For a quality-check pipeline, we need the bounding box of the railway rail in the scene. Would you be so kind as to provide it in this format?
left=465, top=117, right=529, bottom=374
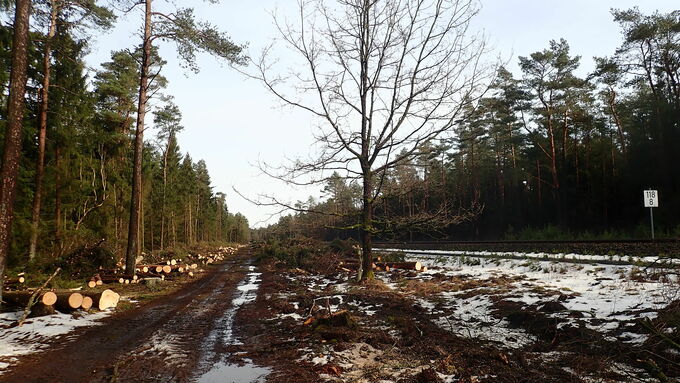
left=373, top=238, right=680, bottom=258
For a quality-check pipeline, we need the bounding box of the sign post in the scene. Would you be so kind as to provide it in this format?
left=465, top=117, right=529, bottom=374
left=643, top=190, right=658, bottom=239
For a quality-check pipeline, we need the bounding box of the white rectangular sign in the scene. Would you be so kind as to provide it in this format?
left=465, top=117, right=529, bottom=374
left=644, top=190, right=658, bottom=208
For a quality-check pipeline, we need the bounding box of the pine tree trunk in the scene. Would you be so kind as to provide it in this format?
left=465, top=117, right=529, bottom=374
left=54, top=144, right=62, bottom=255
left=126, top=0, right=152, bottom=277
left=0, top=0, right=32, bottom=305
left=29, top=3, right=59, bottom=262
left=161, top=147, right=168, bottom=250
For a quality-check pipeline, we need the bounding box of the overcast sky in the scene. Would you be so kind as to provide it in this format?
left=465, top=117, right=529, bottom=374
left=84, top=0, right=679, bottom=228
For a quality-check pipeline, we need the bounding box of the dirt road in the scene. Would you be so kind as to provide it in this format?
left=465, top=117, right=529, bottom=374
left=1, top=249, right=260, bottom=383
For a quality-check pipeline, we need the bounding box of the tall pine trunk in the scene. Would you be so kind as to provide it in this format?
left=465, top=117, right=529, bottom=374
left=0, top=0, right=32, bottom=304
left=125, top=0, right=152, bottom=277
left=29, top=2, right=59, bottom=261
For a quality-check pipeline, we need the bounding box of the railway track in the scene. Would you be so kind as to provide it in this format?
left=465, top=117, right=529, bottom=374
left=373, top=238, right=680, bottom=257
left=375, top=238, right=679, bottom=246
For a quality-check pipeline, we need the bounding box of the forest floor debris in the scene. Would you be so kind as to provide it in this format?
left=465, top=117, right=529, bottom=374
left=0, top=244, right=245, bottom=377
left=1, top=244, right=678, bottom=382
left=225, top=248, right=679, bottom=382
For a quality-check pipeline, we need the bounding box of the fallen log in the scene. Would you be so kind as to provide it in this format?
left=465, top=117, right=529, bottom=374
left=82, top=289, right=120, bottom=310
left=375, top=261, right=422, bottom=271
left=5, top=276, right=26, bottom=285
left=98, top=275, right=125, bottom=284
left=16, top=268, right=61, bottom=326
left=30, top=303, right=56, bottom=317
left=55, top=292, right=84, bottom=312
left=143, top=277, right=162, bottom=287
left=3, top=290, right=58, bottom=306
left=135, top=265, right=164, bottom=273
left=81, top=296, right=93, bottom=310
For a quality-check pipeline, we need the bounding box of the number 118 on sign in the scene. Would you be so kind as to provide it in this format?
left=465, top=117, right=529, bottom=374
left=644, top=190, right=658, bottom=208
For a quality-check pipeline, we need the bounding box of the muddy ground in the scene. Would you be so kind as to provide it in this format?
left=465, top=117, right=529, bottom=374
left=0, top=250, right=252, bottom=382
left=232, top=256, right=679, bottom=383
left=2, top=247, right=678, bottom=382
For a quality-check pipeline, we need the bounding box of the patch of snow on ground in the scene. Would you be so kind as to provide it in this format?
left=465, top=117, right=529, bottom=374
left=0, top=311, right=110, bottom=374
left=376, top=249, right=674, bottom=347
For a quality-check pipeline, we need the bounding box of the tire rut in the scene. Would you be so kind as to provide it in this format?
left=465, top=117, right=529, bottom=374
left=1, top=250, right=254, bottom=383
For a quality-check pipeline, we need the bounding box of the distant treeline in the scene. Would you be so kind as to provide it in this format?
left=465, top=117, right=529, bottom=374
left=0, top=15, right=249, bottom=267
left=254, top=8, right=680, bottom=242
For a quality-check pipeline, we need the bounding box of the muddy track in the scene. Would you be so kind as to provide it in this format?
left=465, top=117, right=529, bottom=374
left=1, top=249, right=254, bottom=383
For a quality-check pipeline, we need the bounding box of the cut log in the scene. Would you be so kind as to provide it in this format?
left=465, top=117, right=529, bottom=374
left=82, top=289, right=120, bottom=310
left=375, top=262, right=422, bottom=271
left=87, top=280, right=97, bottom=289
left=81, top=296, right=93, bottom=310
left=2, top=290, right=57, bottom=306
left=5, top=276, right=26, bottom=285
left=136, top=265, right=165, bottom=273
left=55, top=292, right=84, bottom=311
left=29, top=303, right=56, bottom=317
left=143, top=277, right=162, bottom=287
left=162, top=265, right=172, bottom=274
left=98, top=276, right=125, bottom=284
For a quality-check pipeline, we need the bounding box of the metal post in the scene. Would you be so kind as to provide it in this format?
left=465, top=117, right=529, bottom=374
left=650, top=207, right=655, bottom=240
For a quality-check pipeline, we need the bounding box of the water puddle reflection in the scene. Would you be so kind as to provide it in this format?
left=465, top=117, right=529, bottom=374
left=198, top=360, right=270, bottom=383
left=197, top=265, right=269, bottom=382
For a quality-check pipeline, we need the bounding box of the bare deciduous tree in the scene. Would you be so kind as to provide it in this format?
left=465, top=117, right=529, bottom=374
left=249, top=0, right=491, bottom=280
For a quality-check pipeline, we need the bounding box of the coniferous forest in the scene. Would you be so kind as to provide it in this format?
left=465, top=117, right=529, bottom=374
left=256, top=8, right=680, bottom=242
left=0, top=1, right=250, bottom=273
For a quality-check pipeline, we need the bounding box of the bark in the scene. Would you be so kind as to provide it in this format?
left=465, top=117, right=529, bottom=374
left=0, top=0, right=32, bottom=305
left=29, top=2, right=59, bottom=262
left=607, top=87, right=627, bottom=157
left=360, top=169, right=373, bottom=281
left=161, top=145, right=168, bottom=250
left=54, top=144, right=62, bottom=254
left=54, top=292, right=84, bottom=311
left=81, top=289, right=120, bottom=310
left=125, top=0, right=152, bottom=277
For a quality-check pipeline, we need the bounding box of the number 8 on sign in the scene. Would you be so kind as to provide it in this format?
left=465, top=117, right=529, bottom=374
left=644, top=190, right=658, bottom=208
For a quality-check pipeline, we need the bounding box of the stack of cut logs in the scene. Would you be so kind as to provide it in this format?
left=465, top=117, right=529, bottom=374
left=338, top=256, right=427, bottom=273
left=3, top=273, right=26, bottom=290
left=0, top=246, right=237, bottom=318
left=2, top=289, right=120, bottom=316
left=88, top=246, right=236, bottom=287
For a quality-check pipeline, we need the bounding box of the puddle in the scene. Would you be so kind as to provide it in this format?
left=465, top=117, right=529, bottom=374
left=198, top=360, right=270, bottom=383
left=197, top=265, right=270, bottom=382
